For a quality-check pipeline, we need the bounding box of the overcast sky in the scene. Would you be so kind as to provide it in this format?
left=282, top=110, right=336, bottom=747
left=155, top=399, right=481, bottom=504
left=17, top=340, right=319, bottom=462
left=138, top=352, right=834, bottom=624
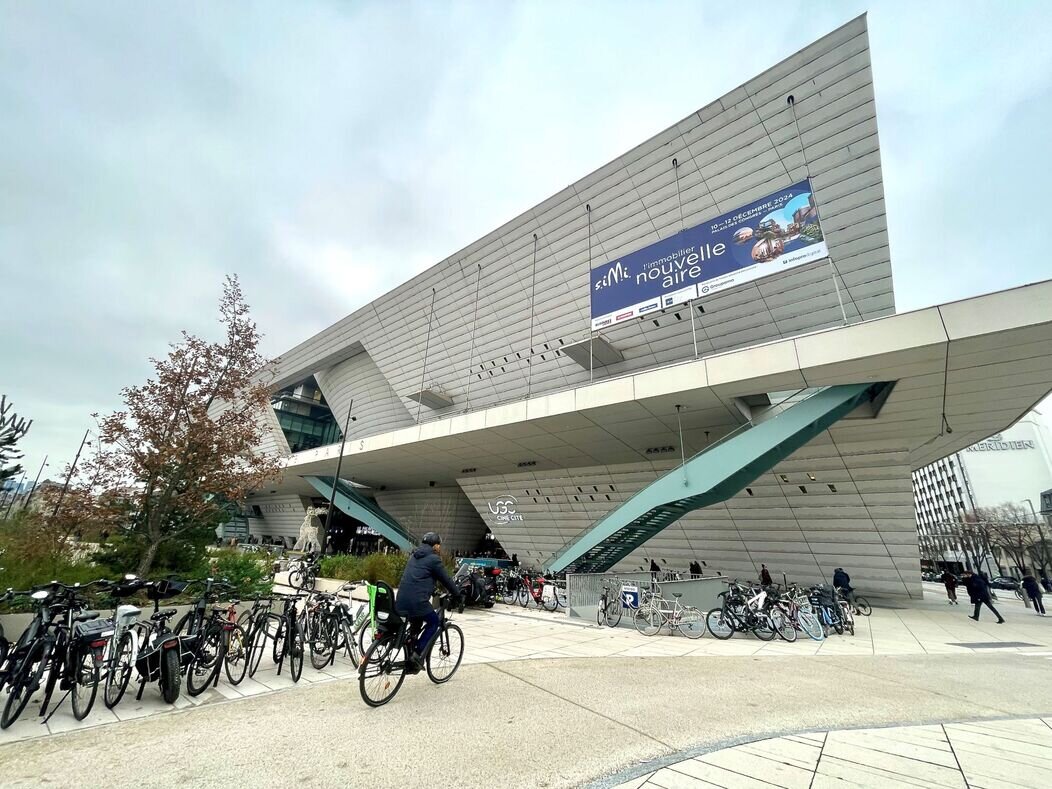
left=3, top=1, right=1051, bottom=485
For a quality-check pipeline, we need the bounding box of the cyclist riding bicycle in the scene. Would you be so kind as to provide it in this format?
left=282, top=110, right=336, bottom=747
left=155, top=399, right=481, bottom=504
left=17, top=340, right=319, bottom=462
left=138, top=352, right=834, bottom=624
left=396, top=532, right=461, bottom=673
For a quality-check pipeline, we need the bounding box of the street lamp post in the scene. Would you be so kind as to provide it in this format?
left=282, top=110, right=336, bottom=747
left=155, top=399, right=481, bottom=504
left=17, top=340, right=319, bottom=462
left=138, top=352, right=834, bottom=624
left=2, top=470, right=27, bottom=518
left=22, top=455, right=49, bottom=511
left=1022, top=498, right=1051, bottom=577
left=326, top=399, right=356, bottom=552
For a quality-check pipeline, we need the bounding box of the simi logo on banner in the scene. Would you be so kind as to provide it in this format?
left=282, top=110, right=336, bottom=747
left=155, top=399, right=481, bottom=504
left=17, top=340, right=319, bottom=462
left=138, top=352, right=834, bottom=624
left=589, top=179, right=829, bottom=329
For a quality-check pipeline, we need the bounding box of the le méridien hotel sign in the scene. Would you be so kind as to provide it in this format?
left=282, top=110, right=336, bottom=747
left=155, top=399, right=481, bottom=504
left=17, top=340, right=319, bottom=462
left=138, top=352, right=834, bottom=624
left=590, top=179, right=830, bottom=329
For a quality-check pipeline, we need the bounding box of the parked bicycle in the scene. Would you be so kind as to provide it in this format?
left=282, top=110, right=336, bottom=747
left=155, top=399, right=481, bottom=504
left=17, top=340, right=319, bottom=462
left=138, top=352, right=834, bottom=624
left=517, top=571, right=560, bottom=611
left=596, top=576, right=623, bottom=627
left=248, top=591, right=304, bottom=682
left=287, top=551, right=320, bottom=591
left=184, top=595, right=249, bottom=695
left=633, top=585, right=705, bottom=638
left=1, top=580, right=111, bottom=729
left=129, top=578, right=187, bottom=705
left=706, top=581, right=777, bottom=640
left=97, top=575, right=146, bottom=709
left=306, top=583, right=368, bottom=670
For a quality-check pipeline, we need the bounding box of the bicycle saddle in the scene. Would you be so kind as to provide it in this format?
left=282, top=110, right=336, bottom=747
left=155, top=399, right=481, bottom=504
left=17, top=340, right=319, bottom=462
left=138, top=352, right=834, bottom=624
left=74, top=611, right=100, bottom=623
left=151, top=608, right=177, bottom=621
left=672, top=592, right=683, bottom=598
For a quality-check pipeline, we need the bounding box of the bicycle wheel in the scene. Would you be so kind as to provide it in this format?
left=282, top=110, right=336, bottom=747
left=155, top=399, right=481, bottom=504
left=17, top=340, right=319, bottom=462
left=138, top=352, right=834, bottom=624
left=555, top=587, right=568, bottom=609
left=71, top=648, right=100, bottom=721
left=771, top=609, right=797, bottom=643
left=224, top=625, right=249, bottom=685
left=357, top=620, right=373, bottom=658
left=311, top=614, right=336, bottom=670
left=676, top=607, right=706, bottom=639
left=751, top=613, right=776, bottom=641
left=159, top=643, right=181, bottom=703
left=248, top=619, right=270, bottom=677
left=359, top=638, right=406, bottom=707
left=634, top=605, right=660, bottom=636
left=272, top=618, right=287, bottom=663
left=854, top=597, right=872, bottom=616
left=341, top=619, right=361, bottom=667
left=596, top=596, right=606, bottom=626
left=604, top=598, right=623, bottom=628
left=517, top=587, right=530, bottom=608
left=288, top=568, right=304, bottom=590
left=706, top=608, right=735, bottom=639
left=831, top=610, right=844, bottom=635
left=2, top=639, right=51, bottom=729
left=104, top=630, right=135, bottom=709
left=186, top=626, right=222, bottom=696
left=541, top=585, right=559, bottom=612
left=840, top=605, right=855, bottom=637
left=288, top=627, right=304, bottom=682
left=426, top=623, right=464, bottom=684
left=797, top=610, right=824, bottom=641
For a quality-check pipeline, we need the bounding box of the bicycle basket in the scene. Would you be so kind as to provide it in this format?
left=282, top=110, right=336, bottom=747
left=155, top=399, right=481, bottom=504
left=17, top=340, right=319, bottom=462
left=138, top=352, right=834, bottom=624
left=149, top=579, right=188, bottom=600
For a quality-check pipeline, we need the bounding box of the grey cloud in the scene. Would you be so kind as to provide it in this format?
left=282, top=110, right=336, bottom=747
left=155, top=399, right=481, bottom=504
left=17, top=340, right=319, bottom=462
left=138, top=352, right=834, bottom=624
left=3, top=0, right=1051, bottom=478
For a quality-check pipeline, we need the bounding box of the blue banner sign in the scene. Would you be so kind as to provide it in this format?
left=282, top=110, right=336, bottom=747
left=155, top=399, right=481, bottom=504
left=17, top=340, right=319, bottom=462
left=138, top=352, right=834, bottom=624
left=590, top=179, right=828, bottom=329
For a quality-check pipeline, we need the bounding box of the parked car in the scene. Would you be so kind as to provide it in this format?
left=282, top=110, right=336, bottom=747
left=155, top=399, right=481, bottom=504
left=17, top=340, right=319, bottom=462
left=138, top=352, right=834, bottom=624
left=989, top=575, right=1020, bottom=590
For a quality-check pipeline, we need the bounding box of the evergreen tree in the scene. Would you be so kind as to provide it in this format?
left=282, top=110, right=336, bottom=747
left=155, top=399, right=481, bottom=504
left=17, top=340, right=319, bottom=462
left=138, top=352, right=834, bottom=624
left=0, top=395, right=32, bottom=483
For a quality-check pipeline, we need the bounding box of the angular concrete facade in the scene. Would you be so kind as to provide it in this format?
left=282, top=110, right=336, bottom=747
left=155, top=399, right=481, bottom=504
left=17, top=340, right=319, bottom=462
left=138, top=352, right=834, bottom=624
left=243, top=16, right=1052, bottom=597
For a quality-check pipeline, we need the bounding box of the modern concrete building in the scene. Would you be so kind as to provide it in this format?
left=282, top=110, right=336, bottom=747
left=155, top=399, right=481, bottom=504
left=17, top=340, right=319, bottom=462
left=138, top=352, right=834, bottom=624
left=913, top=410, right=1052, bottom=528
left=241, top=15, right=1052, bottom=598
left=913, top=410, right=1052, bottom=574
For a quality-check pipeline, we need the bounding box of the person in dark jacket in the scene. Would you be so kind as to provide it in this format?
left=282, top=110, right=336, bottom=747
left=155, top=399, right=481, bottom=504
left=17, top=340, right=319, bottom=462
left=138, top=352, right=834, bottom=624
left=760, top=564, right=773, bottom=587
left=963, top=570, right=1004, bottom=623
left=941, top=570, right=959, bottom=604
left=1042, top=575, right=1052, bottom=593
left=689, top=560, right=703, bottom=578
left=1021, top=574, right=1045, bottom=615
left=396, top=532, right=461, bottom=669
left=833, top=567, right=856, bottom=608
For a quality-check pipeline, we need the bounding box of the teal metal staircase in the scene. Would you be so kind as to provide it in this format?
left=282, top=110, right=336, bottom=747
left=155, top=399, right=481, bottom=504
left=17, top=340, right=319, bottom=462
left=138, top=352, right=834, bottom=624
left=303, top=475, right=416, bottom=551
left=546, top=382, right=893, bottom=574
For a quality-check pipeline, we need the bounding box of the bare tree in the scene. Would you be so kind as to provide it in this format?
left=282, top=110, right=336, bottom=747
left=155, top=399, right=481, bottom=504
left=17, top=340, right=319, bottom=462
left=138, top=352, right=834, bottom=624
left=982, top=503, right=1040, bottom=575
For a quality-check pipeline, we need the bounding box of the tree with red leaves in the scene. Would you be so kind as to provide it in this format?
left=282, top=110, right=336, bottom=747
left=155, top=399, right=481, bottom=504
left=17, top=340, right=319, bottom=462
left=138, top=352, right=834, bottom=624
left=80, top=276, right=283, bottom=575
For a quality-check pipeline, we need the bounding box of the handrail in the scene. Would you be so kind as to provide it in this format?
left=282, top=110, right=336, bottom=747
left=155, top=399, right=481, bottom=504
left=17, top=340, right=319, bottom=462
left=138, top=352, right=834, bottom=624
left=543, top=386, right=822, bottom=565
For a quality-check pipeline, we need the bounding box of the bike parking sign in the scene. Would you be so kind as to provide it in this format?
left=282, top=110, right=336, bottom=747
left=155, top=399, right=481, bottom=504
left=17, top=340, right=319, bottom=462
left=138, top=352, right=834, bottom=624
left=621, top=584, right=639, bottom=609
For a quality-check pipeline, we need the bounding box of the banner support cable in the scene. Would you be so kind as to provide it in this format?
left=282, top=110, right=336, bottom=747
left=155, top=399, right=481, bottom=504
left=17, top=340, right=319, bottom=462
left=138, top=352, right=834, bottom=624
left=786, top=94, right=861, bottom=325
left=527, top=233, right=538, bottom=398
left=463, top=263, right=482, bottom=411
left=416, top=287, right=437, bottom=423
left=587, top=204, right=594, bottom=382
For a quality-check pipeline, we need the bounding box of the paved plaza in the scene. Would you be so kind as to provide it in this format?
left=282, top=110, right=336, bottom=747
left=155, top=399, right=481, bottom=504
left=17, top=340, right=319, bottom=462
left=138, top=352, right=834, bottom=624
left=612, top=718, right=1052, bottom=789
left=0, top=589, right=1050, bottom=787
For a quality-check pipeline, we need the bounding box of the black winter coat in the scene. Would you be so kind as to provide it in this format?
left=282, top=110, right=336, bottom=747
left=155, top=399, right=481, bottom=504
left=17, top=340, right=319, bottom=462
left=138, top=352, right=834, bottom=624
left=833, top=569, right=851, bottom=591
left=1022, top=575, right=1042, bottom=598
left=396, top=545, right=459, bottom=617
left=964, top=574, right=990, bottom=604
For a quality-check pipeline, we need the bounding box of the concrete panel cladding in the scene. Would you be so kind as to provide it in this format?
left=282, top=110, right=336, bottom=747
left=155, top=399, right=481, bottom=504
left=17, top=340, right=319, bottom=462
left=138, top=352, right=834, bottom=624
left=265, top=15, right=893, bottom=427
left=314, top=349, right=417, bottom=441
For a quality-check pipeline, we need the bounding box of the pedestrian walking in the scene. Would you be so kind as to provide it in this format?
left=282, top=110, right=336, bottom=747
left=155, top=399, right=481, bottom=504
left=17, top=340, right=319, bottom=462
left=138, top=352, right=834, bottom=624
left=760, top=564, right=773, bottom=587
left=1042, top=574, right=1052, bottom=593
left=963, top=570, right=1004, bottom=623
left=689, top=560, right=703, bottom=578
left=1021, top=574, right=1046, bottom=615
left=941, top=569, right=959, bottom=604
